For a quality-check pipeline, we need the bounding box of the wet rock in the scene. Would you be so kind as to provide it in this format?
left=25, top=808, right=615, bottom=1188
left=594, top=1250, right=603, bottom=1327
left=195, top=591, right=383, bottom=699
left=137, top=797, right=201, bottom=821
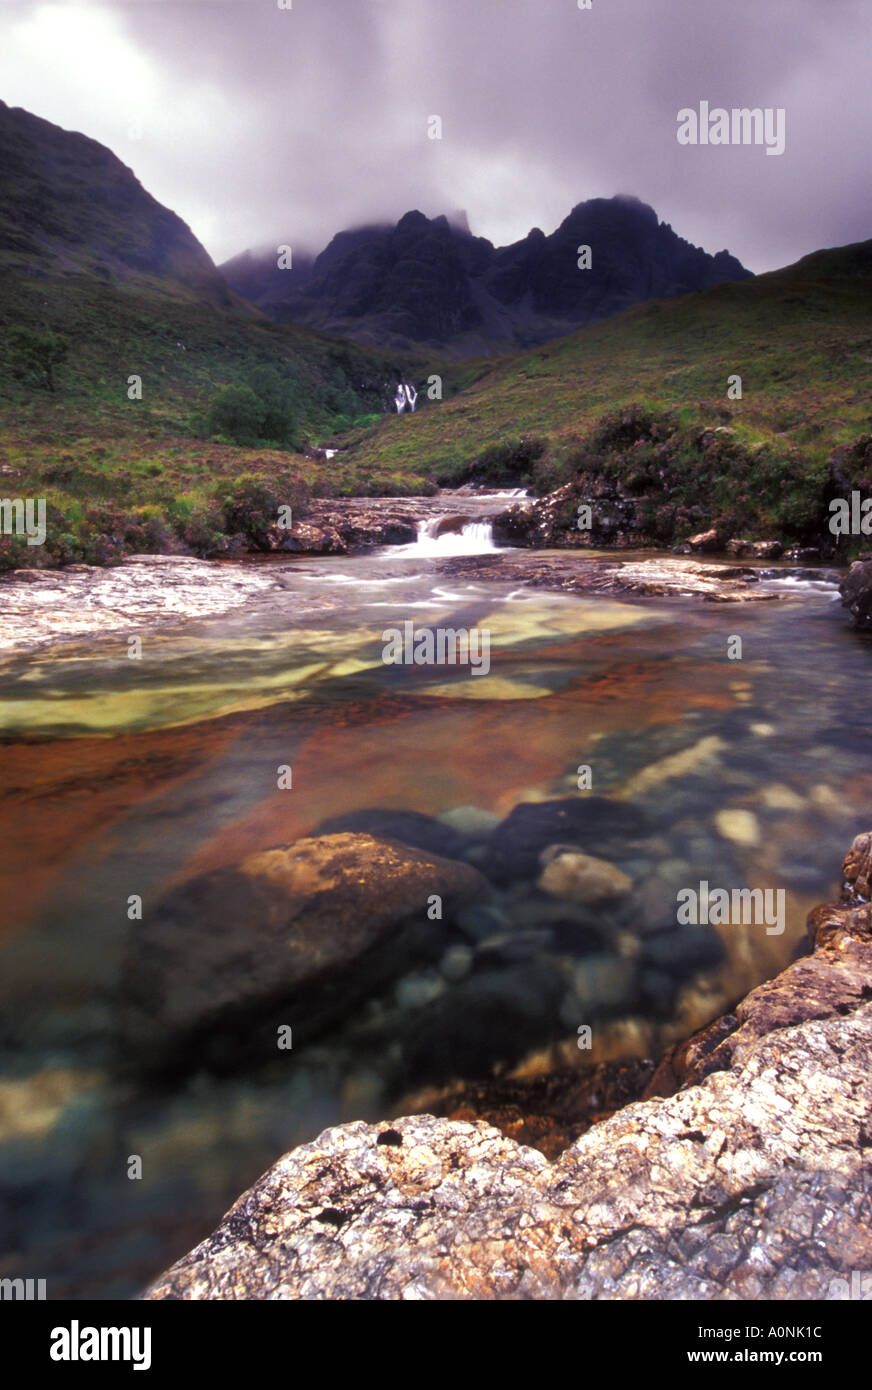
left=395, top=973, right=446, bottom=1010
left=315, top=808, right=472, bottom=861
left=640, top=924, right=725, bottom=978
left=265, top=521, right=347, bottom=555
left=432, top=1060, right=657, bottom=1160
left=684, top=528, right=720, bottom=553
left=306, top=498, right=421, bottom=549
left=430, top=552, right=785, bottom=603
left=840, top=558, right=872, bottom=630
left=784, top=546, right=822, bottom=563
left=454, top=903, right=509, bottom=943
left=394, top=960, right=572, bottom=1088
left=476, top=929, right=555, bottom=962
left=725, top=537, right=751, bottom=557
left=0, top=556, right=283, bottom=653
left=843, top=830, right=872, bottom=901
left=439, top=945, right=474, bottom=982
left=438, top=806, right=501, bottom=837
left=748, top=540, right=783, bottom=559
left=484, top=797, right=648, bottom=883
left=538, top=848, right=633, bottom=904
left=713, top=808, right=761, bottom=847
left=433, top=514, right=472, bottom=537
left=119, top=833, right=487, bottom=1075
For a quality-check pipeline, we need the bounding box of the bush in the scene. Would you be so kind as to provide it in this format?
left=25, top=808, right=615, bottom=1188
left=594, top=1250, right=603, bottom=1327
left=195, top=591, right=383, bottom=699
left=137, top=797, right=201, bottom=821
left=468, top=435, right=548, bottom=485
left=206, top=384, right=265, bottom=447
left=214, top=473, right=305, bottom=549
left=8, top=327, right=69, bottom=392
left=205, top=366, right=299, bottom=448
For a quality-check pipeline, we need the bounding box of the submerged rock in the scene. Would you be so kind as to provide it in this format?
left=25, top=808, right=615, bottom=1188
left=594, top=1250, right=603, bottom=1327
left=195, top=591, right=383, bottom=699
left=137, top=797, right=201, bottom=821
left=315, top=808, right=474, bottom=860
left=119, top=832, right=487, bottom=1074
left=484, top=797, right=648, bottom=882
left=538, top=848, right=633, bottom=904
left=145, top=830, right=872, bottom=1301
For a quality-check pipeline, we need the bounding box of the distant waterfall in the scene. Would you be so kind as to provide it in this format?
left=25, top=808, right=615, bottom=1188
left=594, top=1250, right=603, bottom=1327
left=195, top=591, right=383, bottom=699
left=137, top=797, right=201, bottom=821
left=394, top=382, right=418, bottom=414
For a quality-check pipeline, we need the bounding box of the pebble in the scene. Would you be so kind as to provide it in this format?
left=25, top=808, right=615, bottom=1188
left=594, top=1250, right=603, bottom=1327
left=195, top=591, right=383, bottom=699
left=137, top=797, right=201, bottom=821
left=438, top=806, right=501, bottom=837
left=539, top=849, right=633, bottom=905
left=714, top=808, right=761, bottom=847
left=439, top=945, right=474, bottom=982
left=455, top=903, right=509, bottom=942
left=395, top=973, right=446, bottom=1010
left=760, top=784, right=805, bottom=812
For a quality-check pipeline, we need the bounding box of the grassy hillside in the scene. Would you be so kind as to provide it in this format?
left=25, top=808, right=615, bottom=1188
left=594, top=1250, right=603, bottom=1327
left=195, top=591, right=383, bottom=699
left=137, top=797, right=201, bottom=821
left=1, top=239, right=870, bottom=569
left=342, top=240, right=872, bottom=547
left=0, top=268, right=430, bottom=568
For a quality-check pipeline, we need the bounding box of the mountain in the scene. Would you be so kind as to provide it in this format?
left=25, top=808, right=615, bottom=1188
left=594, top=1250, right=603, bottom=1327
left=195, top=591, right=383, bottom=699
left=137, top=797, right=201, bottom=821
left=0, top=99, right=231, bottom=304
left=0, top=103, right=429, bottom=571
left=221, top=196, right=753, bottom=357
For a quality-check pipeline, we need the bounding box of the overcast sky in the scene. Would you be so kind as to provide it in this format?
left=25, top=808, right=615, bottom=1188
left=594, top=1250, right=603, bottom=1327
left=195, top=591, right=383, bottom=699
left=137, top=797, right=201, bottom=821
left=0, top=0, right=869, bottom=273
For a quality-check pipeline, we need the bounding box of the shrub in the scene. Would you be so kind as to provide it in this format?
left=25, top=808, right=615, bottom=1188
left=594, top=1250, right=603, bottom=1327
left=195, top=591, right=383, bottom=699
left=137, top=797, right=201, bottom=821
left=206, top=384, right=265, bottom=446
left=214, top=473, right=306, bottom=549
left=8, top=327, right=69, bottom=392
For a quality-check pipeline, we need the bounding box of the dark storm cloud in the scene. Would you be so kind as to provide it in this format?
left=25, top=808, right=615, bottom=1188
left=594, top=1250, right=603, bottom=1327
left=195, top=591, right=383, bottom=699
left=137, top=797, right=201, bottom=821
left=1, top=0, right=869, bottom=272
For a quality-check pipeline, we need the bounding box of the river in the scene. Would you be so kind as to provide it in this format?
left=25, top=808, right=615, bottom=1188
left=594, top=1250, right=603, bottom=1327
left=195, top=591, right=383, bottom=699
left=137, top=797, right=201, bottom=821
left=1, top=494, right=870, bottom=1297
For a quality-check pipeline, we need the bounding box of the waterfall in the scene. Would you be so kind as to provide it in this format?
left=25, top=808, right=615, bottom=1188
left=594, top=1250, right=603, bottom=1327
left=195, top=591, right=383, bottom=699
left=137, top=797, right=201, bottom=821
left=394, top=382, right=418, bottom=413
left=385, top=517, right=498, bottom=558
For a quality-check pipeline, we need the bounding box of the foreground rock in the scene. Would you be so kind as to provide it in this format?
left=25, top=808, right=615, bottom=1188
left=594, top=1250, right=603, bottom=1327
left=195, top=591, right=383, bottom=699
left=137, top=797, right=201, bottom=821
left=146, top=832, right=872, bottom=1300
left=120, top=832, right=487, bottom=1075
left=840, top=557, right=872, bottom=629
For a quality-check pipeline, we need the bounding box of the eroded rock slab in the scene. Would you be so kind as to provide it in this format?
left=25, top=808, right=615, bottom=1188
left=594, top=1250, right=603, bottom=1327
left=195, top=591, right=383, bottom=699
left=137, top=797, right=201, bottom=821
left=145, top=832, right=872, bottom=1300
left=0, top=555, right=281, bottom=653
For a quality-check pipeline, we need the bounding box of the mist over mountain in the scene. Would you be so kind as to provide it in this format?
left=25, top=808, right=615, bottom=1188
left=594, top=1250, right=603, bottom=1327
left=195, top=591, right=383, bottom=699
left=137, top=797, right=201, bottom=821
left=221, top=197, right=753, bottom=358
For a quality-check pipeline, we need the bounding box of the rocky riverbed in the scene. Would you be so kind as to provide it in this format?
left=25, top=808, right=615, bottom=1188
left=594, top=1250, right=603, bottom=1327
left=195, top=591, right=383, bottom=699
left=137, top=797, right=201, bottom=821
left=145, top=831, right=872, bottom=1301
left=1, top=496, right=870, bottom=1300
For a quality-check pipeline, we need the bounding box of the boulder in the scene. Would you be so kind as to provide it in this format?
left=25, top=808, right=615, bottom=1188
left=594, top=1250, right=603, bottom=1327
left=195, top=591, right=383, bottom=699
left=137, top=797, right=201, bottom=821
left=315, top=808, right=473, bottom=860
left=840, top=557, right=872, bottom=629
left=483, top=797, right=648, bottom=883
left=119, top=832, right=488, bottom=1074
left=433, top=513, right=472, bottom=537
left=725, top=537, right=751, bottom=557
left=685, top=528, right=720, bottom=553
left=748, top=539, right=783, bottom=560
left=145, top=830, right=872, bottom=1301
left=266, top=521, right=347, bottom=554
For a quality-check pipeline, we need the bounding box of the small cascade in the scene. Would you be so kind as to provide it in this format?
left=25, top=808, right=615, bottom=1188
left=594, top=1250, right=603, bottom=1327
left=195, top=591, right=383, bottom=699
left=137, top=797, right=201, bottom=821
left=394, top=383, right=418, bottom=413
left=387, top=516, right=499, bottom=558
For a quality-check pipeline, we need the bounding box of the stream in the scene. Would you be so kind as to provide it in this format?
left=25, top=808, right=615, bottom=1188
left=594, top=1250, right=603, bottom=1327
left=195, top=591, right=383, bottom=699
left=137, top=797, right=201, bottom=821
left=1, top=492, right=870, bottom=1298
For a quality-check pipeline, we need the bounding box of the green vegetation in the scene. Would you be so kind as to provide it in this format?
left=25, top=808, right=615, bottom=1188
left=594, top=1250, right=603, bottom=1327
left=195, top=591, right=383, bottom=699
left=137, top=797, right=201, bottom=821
left=8, top=326, right=69, bottom=392
left=1, top=239, right=870, bottom=568
left=342, top=241, right=872, bottom=546
left=0, top=269, right=428, bottom=567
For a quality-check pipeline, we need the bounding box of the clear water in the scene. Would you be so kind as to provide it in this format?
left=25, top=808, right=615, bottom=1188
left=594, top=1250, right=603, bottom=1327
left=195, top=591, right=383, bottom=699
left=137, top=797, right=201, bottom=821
left=0, top=528, right=869, bottom=1298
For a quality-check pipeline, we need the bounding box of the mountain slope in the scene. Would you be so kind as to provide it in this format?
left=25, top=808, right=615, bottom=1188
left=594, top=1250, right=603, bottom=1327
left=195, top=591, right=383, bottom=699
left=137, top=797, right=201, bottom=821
left=0, top=100, right=232, bottom=304
left=0, top=104, right=430, bottom=569
left=221, top=197, right=752, bottom=357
